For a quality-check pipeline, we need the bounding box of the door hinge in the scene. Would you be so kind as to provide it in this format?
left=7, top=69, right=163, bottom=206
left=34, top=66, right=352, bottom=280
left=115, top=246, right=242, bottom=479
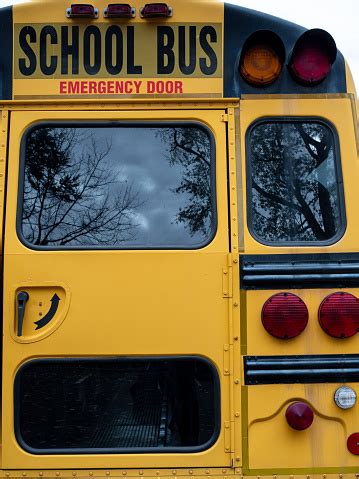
left=221, top=113, right=229, bottom=122
left=222, top=266, right=233, bottom=298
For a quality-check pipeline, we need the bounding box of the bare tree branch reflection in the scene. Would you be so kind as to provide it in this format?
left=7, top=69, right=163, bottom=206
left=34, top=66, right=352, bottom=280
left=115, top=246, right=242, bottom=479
left=158, top=127, right=212, bottom=237
left=23, top=128, right=142, bottom=246
left=250, top=122, right=340, bottom=242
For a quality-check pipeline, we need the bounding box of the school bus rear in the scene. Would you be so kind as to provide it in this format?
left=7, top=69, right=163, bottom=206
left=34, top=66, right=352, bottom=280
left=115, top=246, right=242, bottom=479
left=0, top=0, right=359, bottom=477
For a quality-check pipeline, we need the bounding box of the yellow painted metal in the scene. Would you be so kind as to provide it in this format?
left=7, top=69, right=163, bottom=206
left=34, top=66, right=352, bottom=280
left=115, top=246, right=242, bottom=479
left=238, top=97, right=359, bottom=473
left=2, top=108, right=231, bottom=469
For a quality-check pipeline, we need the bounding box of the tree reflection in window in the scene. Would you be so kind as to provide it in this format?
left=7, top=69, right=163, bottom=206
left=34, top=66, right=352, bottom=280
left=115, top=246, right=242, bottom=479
left=249, top=121, right=343, bottom=243
left=21, top=125, right=214, bottom=248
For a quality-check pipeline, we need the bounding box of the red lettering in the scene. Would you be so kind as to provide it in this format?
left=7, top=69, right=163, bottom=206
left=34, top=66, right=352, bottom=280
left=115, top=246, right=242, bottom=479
left=166, top=81, right=174, bottom=94
left=80, top=82, right=88, bottom=94
left=68, top=81, right=80, bottom=94
left=107, top=81, right=114, bottom=94
left=124, top=81, right=133, bottom=94
left=89, top=81, right=97, bottom=94
left=175, top=81, right=183, bottom=94
left=134, top=80, right=142, bottom=94
left=116, top=81, right=124, bottom=93
left=98, top=81, right=107, bottom=94
left=59, top=81, right=67, bottom=94
left=147, top=81, right=155, bottom=93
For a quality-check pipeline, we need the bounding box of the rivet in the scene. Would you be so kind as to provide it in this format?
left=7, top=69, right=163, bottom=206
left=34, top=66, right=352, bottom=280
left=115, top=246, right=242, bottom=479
left=122, top=473, right=127, bottom=476
left=235, top=412, right=240, bottom=417
left=172, top=471, right=177, bottom=476
left=156, top=472, right=160, bottom=476
left=106, top=473, right=110, bottom=477
left=225, top=447, right=230, bottom=451
left=189, top=471, right=193, bottom=475
left=234, top=302, right=239, bottom=307
left=139, top=472, right=143, bottom=476
left=233, top=259, right=238, bottom=264
left=339, top=475, right=343, bottom=479
left=89, top=473, right=93, bottom=477
left=205, top=471, right=210, bottom=475
left=39, top=474, right=43, bottom=477
left=225, top=368, right=229, bottom=373
left=234, top=336, right=239, bottom=341
left=72, top=473, right=76, bottom=477
left=56, top=473, right=60, bottom=477
left=236, top=456, right=240, bottom=462
left=234, top=379, right=240, bottom=384
left=222, top=470, right=227, bottom=474
left=224, top=271, right=227, bottom=275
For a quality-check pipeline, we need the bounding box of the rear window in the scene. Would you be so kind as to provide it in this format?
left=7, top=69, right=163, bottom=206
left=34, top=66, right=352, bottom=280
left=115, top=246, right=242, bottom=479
left=15, top=357, right=220, bottom=454
left=247, top=119, right=345, bottom=245
left=18, top=123, right=216, bottom=249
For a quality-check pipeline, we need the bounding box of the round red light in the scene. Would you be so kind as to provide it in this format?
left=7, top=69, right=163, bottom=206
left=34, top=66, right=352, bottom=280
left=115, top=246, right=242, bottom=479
left=290, top=44, right=331, bottom=84
left=319, top=292, right=359, bottom=339
left=286, top=402, right=314, bottom=431
left=347, top=433, right=359, bottom=455
left=261, top=293, right=308, bottom=339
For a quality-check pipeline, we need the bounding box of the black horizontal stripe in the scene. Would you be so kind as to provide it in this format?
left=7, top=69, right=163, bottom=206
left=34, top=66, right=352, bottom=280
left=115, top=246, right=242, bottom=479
left=244, top=355, right=359, bottom=385
left=240, top=253, right=359, bottom=290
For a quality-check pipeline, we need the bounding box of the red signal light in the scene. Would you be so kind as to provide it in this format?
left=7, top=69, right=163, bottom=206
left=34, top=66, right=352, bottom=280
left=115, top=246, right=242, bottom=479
left=261, top=293, right=308, bottom=339
left=286, top=402, right=314, bottom=431
left=289, top=29, right=337, bottom=85
left=104, top=4, right=135, bottom=18
left=66, top=4, right=98, bottom=18
left=140, top=3, right=172, bottom=18
left=347, top=433, right=359, bottom=455
left=319, top=292, right=359, bottom=339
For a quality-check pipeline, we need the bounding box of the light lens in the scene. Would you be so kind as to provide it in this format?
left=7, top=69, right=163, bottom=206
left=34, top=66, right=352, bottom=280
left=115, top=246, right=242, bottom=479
left=290, top=45, right=331, bottom=84
left=140, top=3, right=172, bottom=17
left=286, top=402, right=314, bottom=430
left=334, top=386, right=357, bottom=409
left=66, top=4, right=98, bottom=18
left=262, top=293, right=308, bottom=339
left=347, top=433, right=359, bottom=455
left=289, top=29, right=337, bottom=85
left=240, top=44, right=282, bottom=86
left=104, top=4, right=135, bottom=18
left=319, top=292, right=359, bottom=339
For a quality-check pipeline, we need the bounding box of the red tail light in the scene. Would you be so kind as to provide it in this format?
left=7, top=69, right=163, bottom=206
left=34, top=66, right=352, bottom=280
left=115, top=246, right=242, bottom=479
left=66, top=4, right=98, bottom=18
left=140, top=3, right=172, bottom=18
left=289, top=29, right=337, bottom=85
left=104, top=4, right=135, bottom=18
left=261, top=293, right=308, bottom=339
left=319, top=292, right=359, bottom=339
left=286, top=402, right=314, bottom=430
left=347, top=433, right=359, bottom=455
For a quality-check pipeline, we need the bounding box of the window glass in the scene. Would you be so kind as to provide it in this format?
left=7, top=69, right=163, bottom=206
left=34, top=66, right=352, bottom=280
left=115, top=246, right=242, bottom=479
left=15, top=358, right=219, bottom=453
left=248, top=121, right=344, bottom=243
left=20, top=125, right=215, bottom=248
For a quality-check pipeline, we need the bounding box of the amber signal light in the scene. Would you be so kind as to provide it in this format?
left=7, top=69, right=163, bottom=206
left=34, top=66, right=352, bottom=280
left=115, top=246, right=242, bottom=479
left=66, top=4, right=99, bottom=18
left=140, top=3, right=172, bottom=18
left=104, top=4, right=136, bottom=18
left=240, top=31, right=285, bottom=87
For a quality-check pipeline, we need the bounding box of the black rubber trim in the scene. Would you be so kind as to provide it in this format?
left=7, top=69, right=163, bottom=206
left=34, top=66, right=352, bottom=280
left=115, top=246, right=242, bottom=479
left=240, top=252, right=359, bottom=290
left=0, top=6, right=13, bottom=100
left=244, top=354, right=359, bottom=385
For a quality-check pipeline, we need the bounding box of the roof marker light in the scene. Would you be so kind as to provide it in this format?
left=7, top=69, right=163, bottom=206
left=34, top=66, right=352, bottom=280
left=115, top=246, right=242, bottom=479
left=66, top=4, right=99, bottom=18
left=140, top=3, right=173, bottom=18
left=334, top=386, right=357, bottom=410
left=104, top=4, right=136, bottom=18
left=289, top=29, right=337, bottom=85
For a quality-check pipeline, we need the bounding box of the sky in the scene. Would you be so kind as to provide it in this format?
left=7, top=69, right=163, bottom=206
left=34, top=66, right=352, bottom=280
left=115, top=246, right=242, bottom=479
left=0, top=0, right=357, bottom=90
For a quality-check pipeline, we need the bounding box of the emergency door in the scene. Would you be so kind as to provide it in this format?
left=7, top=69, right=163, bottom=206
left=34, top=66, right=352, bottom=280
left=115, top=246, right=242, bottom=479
left=2, top=109, right=231, bottom=469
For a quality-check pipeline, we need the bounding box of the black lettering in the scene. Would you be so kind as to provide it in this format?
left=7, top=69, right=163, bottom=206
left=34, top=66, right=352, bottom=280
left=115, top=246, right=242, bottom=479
left=178, top=26, right=196, bottom=75
left=40, top=26, right=58, bottom=75
left=127, top=26, right=142, bottom=74
left=19, top=26, right=37, bottom=76
left=84, top=26, right=101, bottom=75
left=105, top=25, right=123, bottom=75
left=157, top=26, right=175, bottom=74
left=61, top=26, right=79, bottom=75
left=199, top=26, right=217, bottom=75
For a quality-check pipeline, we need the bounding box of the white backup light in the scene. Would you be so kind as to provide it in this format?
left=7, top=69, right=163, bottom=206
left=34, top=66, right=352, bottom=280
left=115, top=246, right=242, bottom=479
left=334, top=386, right=357, bottom=409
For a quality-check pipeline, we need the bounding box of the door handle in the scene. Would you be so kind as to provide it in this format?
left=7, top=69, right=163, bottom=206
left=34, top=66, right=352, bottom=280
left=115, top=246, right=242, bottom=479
left=17, top=291, right=29, bottom=337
